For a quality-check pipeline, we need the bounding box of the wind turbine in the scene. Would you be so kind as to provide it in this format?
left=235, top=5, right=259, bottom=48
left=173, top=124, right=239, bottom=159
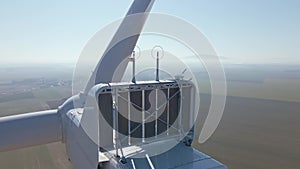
left=0, top=0, right=227, bottom=169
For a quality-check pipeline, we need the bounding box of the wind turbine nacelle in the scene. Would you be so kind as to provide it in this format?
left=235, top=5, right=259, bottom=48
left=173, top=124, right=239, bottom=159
left=62, top=79, right=196, bottom=169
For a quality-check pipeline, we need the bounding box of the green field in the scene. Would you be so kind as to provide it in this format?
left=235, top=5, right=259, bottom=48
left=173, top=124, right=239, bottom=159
left=197, top=78, right=300, bottom=103
left=32, top=86, right=72, bottom=102
left=0, top=85, right=73, bottom=169
left=0, top=86, right=71, bottom=117
left=0, top=92, right=35, bottom=103
left=193, top=95, right=300, bottom=169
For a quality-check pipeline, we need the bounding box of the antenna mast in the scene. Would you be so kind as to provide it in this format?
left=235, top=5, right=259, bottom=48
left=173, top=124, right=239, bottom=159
left=131, top=51, right=136, bottom=83
left=156, top=51, right=159, bottom=81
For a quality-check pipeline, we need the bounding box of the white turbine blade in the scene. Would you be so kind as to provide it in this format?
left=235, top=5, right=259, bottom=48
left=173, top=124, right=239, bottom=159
left=85, top=0, right=155, bottom=92
left=0, top=110, right=61, bottom=152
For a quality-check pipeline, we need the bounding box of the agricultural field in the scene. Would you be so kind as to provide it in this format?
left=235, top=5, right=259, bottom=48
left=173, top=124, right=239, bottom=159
left=0, top=65, right=73, bottom=169
left=194, top=95, right=300, bottom=169
left=0, top=64, right=299, bottom=169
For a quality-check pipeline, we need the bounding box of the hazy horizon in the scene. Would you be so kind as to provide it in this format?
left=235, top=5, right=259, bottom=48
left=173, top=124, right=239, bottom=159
left=1, top=0, right=300, bottom=65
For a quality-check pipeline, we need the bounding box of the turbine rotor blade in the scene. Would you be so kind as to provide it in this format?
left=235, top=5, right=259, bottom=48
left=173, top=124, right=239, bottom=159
left=0, top=110, right=61, bottom=152
left=85, top=0, right=155, bottom=93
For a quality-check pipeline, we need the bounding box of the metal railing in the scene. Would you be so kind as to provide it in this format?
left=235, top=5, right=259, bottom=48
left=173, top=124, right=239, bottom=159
left=98, top=80, right=195, bottom=158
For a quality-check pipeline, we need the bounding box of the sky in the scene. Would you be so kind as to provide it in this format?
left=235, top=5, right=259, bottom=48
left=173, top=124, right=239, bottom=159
left=0, top=0, right=299, bottom=65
